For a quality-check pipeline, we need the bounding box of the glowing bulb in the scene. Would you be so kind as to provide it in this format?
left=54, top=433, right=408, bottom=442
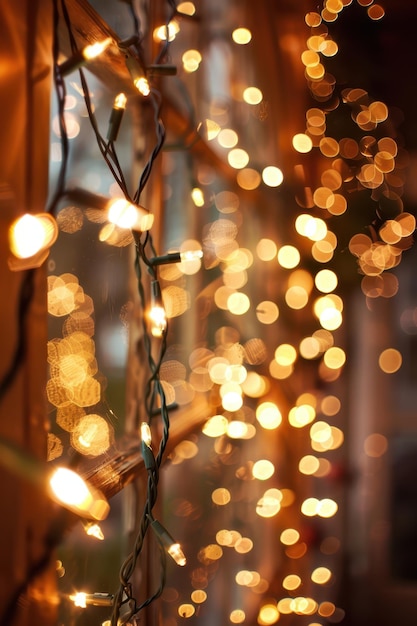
left=107, top=198, right=153, bottom=231
left=82, top=38, right=112, bottom=60
left=180, top=249, right=203, bottom=262
left=140, top=422, right=152, bottom=447
left=191, top=187, right=205, bottom=206
left=149, top=280, right=167, bottom=337
left=70, top=592, right=87, bottom=608
left=168, top=543, right=187, bottom=566
left=9, top=213, right=58, bottom=259
left=84, top=522, right=105, bottom=540
left=151, top=518, right=187, bottom=566
left=113, top=93, right=127, bottom=109
left=134, top=76, right=151, bottom=96
left=49, top=467, right=109, bottom=520
left=59, top=38, right=112, bottom=76
left=150, top=305, right=167, bottom=337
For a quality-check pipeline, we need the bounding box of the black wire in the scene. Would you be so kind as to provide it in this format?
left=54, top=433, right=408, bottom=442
left=47, top=0, right=70, bottom=215
left=60, top=0, right=132, bottom=199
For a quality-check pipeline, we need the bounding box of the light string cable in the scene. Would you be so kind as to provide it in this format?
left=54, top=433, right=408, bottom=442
left=110, top=2, right=177, bottom=624
left=59, top=0, right=131, bottom=198
left=0, top=0, right=69, bottom=405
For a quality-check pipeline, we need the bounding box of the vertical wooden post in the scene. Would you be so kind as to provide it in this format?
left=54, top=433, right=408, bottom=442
left=0, top=2, right=56, bottom=625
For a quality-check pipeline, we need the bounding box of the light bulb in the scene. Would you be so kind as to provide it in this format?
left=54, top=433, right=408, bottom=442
left=82, top=38, right=112, bottom=61
left=149, top=305, right=167, bottom=337
left=9, top=213, right=58, bottom=259
left=69, top=592, right=114, bottom=607
left=180, top=249, right=203, bottom=262
left=149, top=280, right=167, bottom=337
left=134, top=76, right=151, bottom=96
left=140, top=422, right=152, bottom=448
left=83, top=522, right=105, bottom=540
left=107, top=198, right=153, bottom=231
left=150, top=519, right=187, bottom=566
left=168, top=542, right=187, bottom=567
left=59, top=38, right=112, bottom=76
left=107, top=93, right=127, bottom=142
left=49, top=467, right=110, bottom=520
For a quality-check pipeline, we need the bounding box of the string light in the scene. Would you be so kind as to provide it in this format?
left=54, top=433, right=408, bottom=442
left=149, top=280, right=167, bottom=338
left=69, top=592, right=114, bottom=608
left=8, top=213, right=58, bottom=270
left=125, top=56, right=151, bottom=96
left=150, top=518, right=187, bottom=567
left=65, top=188, right=153, bottom=231
left=49, top=467, right=110, bottom=521
left=107, top=93, right=127, bottom=142
left=59, top=37, right=112, bottom=76
left=83, top=522, right=105, bottom=541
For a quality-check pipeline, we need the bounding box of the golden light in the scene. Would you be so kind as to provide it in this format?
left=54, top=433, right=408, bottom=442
left=310, top=421, right=332, bottom=443
left=241, top=371, right=268, bottom=397
left=256, top=495, right=281, bottom=518
left=277, top=598, right=293, bottom=614
left=178, top=604, right=195, bottom=618
left=311, top=567, right=332, bottom=584
left=202, top=415, right=229, bottom=437
left=275, top=343, right=297, bottom=366
left=216, top=529, right=234, bottom=546
left=262, top=166, right=284, bottom=187
left=82, top=37, right=112, bottom=60
left=191, top=187, right=205, bottom=206
left=252, top=459, right=275, bottom=480
left=315, top=269, right=338, bottom=292
left=256, top=300, right=279, bottom=324
left=258, top=603, right=280, bottom=625
left=256, top=402, right=282, bottom=429
left=221, top=388, right=243, bottom=412
left=378, top=348, right=402, bottom=373
left=227, top=291, right=250, bottom=315
left=285, top=286, right=309, bottom=310
left=321, top=394, right=341, bottom=416
left=292, top=133, right=313, bottom=153
left=107, top=198, right=152, bottom=231
left=323, top=346, right=346, bottom=369
left=49, top=467, right=109, bottom=520
left=199, top=118, right=221, bottom=140
left=227, top=148, right=250, bottom=169
left=288, top=404, right=316, bottom=428
left=237, top=168, right=261, bottom=190
left=301, top=497, right=319, bottom=516
left=227, top=420, right=250, bottom=439
left=280, top=528, right=300, bottom=545
left=317, top=498, right=338, bottom=518
left=84, top=522, right=104, bottom=540
left=278, top=245, right=300, bottom=269
left=318, top=601, right=336, bottom=617
left=243, top=86, right=263, bottom=105
left=299, top=455, right=320, bottom=475
left=177, top=1, right=196, bottom=15
left=9, top=213, right=58, bottom=260
left=211, top=487, right=231, bottom=505
left=256, top=238, right=278, bottom=260
left=70, top=592, right=87, bottom=608
left=283, top=574, right=301, bottom=591
left=218, top=128, right=239, bottom=148
left=230, top=609, right=246, bottom=623
left=191, top=590, right=207, bottom=603
left=234, top=537, right=254, bottom=553
left=182, top=49, right=202, bottom=72
left=232, top=27, right=252, bottom=44
left=299, top=336, right=321, bottom=359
